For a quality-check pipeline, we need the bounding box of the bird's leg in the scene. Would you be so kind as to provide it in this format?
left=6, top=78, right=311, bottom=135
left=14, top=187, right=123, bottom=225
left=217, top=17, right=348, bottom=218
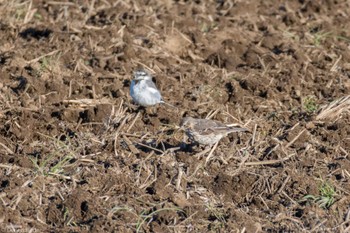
left=142, top=110, right=151, bottom=125
left=146, top=106, right=158, bottom=116
left=127, top=101, right=141, bottom=112
left=141, top=106, right=157, bottom=124
left=205, top=141, right=220, bottom=165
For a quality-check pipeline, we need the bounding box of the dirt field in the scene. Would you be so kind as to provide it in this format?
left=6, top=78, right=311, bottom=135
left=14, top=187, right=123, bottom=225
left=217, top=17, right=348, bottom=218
left=1, top=0, right=350, bottom=232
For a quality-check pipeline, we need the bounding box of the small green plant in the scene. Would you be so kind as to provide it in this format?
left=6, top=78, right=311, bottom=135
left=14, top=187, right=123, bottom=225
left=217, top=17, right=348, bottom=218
left=29, top=133, right=78, bottom=177
left=302, top=181, right=337, bottom=209
left=312, top=31, right=332, bottom=46
left=308, top=30, right=350, bottom=46
left=335, top=35, right=350, bottom=43
left=34, top=12, right=42, bottom=20
left=109, top=205, right=183, bottom=232
left=136, top=207, right=182, bottom=233
left=15, top=8, right=25, bottom=20
left=40, top=57, right=51, bottom=72
left=302, top=96, right=318, bottom=114
left=282, top=28, right=300, bottom=41
left=30, top=148, right=74, bottom=177
left=38, top=52, right=61, bottom=74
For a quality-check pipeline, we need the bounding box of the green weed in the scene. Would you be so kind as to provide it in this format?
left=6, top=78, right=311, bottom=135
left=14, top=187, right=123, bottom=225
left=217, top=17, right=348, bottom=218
left=302, top=181, right=337, bottom=209
left=29, top=133, right=79, bottom=177
left=312, top=31, right=332, bottom=46
left=302, top=96, right=318, bottom=114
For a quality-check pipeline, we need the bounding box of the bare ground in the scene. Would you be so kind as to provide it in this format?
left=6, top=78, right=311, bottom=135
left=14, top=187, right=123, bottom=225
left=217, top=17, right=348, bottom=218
left=1, top=0, right=350, bottom=232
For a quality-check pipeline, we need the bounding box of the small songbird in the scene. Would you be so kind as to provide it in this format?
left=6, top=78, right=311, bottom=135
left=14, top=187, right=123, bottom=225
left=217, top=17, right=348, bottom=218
left=130, top=70, right=162, bottom=107
left=130, top=69, right=175, bottom=108
left=180, top=117, right=248, bottom=146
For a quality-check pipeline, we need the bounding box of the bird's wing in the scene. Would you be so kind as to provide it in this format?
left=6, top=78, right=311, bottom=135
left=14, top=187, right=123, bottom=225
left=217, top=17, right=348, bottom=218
left=145, top=80, right=162, bottom=100
left=227, top=126, right=249, bottom=133
left=145, top=79, right=159, bottom=90
left=193, top=119, right=247, bottom=135
left=194, top=119, right=226, bottom=129
left=191, top=119, right=225, bottom=135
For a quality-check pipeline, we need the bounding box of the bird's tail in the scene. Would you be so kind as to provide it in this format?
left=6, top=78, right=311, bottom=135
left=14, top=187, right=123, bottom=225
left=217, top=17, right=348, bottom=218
left=160, top=100, right=178, bottom=109
left=228, top=126, right=249, bottom=133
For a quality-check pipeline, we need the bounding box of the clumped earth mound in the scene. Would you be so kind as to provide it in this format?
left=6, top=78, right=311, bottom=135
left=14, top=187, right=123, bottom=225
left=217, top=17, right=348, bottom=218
left=1, top=0, right=350, bottom=232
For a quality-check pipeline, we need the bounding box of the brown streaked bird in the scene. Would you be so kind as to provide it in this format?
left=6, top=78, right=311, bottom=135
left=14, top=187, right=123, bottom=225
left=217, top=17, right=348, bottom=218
left=180, top=117, right=248, bottom=146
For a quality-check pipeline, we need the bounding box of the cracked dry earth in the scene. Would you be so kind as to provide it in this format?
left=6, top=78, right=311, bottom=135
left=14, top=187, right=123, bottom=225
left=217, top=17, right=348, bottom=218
left=1, top=0, right=350, bottom=232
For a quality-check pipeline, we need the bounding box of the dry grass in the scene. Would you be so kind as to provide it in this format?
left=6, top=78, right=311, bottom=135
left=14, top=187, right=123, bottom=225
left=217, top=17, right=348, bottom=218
left=317, top=95, right=350, bottom=121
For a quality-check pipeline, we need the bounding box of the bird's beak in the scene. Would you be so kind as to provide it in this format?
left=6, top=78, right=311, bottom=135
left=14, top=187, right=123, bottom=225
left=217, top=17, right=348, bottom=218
left=133, top=72, right=144, bottom=80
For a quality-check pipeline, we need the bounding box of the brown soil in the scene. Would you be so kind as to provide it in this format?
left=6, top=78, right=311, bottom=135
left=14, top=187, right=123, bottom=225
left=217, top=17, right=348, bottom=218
left=1, top=0, right=350, bottom=232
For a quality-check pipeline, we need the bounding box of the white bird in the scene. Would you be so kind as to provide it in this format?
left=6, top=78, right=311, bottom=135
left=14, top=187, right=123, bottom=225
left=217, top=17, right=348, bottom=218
left=130, top=70, right=175, bottom=108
